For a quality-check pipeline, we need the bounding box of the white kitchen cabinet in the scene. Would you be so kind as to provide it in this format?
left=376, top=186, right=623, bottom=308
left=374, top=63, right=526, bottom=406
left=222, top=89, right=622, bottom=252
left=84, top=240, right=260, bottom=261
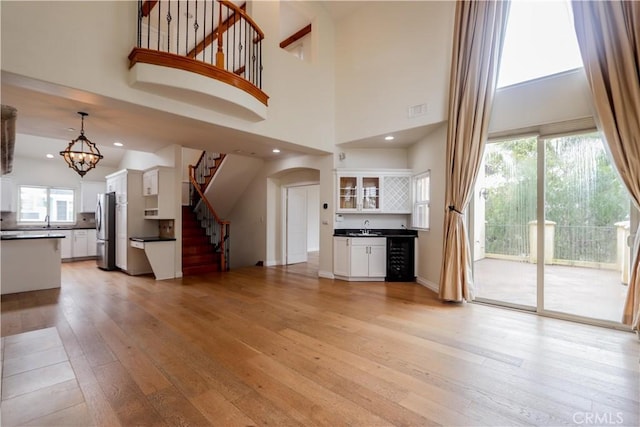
left=337, top=174, right=381, bottom=213
left=142, top=169, right=159, bottom=196
left=333, top=236, right=386, bottom=281
left=143, top=167, right=176, bottom=219
left=382, top=175, right=412, bottom=213
left=106, top=169, right=154, bottom=275
left=1, top=177, right=15, bottom=212
left=333, top=237, right=351, bottom=277
left=87, top=229, right=97, bottom=257
left=350, top=237, right=386, bottom=278
left=80, top=181, right=105, bottom=213
left=106, top=170, right=127, bottom=204
left=59, top=230, right=72, bottom=259
left=72, top=229, right=88, bottom=257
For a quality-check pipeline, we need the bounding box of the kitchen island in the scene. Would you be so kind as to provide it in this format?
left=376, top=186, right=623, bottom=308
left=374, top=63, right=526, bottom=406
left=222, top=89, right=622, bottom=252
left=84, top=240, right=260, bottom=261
left=1, top=234, right=65, bottom=295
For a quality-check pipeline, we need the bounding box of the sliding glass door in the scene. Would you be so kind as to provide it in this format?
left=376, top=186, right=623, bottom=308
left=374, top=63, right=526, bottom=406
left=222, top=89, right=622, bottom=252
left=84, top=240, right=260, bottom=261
left=474, top=137, right=538, bottom=309
left=473, top=132, right=631, bottom=324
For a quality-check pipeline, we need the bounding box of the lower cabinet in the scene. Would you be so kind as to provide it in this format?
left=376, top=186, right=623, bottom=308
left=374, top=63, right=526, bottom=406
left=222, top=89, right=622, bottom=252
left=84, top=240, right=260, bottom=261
left=59, top=231, right=73, bottom=259
left=73, top=230, right=88, bottom=257
left=334, top=237, right=387, bottom=281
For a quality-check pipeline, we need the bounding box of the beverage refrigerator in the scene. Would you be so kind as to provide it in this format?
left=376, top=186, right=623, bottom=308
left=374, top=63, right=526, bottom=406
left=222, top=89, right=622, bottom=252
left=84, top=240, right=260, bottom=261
left=96, top=192, right=116, bottom=270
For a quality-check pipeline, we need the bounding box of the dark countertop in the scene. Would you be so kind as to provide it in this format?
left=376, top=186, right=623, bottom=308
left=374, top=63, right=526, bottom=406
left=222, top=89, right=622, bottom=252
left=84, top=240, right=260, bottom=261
left=333, top=228, right=418, bottom=238
left=1, top=233, right=66, bottom=240
left=130, top=236, right=177, bottom=242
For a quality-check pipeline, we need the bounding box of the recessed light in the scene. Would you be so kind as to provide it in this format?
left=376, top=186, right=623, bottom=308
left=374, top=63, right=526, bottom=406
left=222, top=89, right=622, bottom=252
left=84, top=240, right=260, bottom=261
left=384, top=135, right=395, bottom=141
left=272, top=148, right=281, bottom=153
left=46, top=154, right=54, bottom=159
left=113, top=142, right=123, bottom=147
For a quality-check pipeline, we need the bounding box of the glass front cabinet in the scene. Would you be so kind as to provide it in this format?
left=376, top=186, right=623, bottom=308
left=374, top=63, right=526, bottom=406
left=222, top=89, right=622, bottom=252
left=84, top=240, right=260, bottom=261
left=337, top=174, right=381, bottom=212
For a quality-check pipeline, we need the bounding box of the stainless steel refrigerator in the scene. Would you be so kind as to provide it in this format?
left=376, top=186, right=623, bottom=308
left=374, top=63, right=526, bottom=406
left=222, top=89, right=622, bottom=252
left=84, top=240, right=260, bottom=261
left=96, top=192, right=116, bottom=270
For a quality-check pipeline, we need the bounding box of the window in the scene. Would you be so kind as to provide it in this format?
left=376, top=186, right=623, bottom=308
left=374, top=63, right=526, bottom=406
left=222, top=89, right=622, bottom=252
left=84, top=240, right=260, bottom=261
left=19, top=186, right=74, bottom=223
left=497, top=0, right=583, bottom=88
left=412, top=171, right=430, bottom=229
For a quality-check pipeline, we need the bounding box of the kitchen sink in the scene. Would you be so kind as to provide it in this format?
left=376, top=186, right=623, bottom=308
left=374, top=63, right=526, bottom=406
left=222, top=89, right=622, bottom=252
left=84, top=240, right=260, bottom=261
left=347, top=232, right=381, bottom=237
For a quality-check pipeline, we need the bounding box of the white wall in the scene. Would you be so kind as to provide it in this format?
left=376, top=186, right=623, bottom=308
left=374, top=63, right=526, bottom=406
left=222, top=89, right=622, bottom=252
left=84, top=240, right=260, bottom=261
left=227, top=154, right=333, bottom=276
left=334, top=1, right=455, bottom=143
left=1, top=1, right=336, bottom=153
left=306, top=185, right=320, bottom=251
left=408, top=124, right=447, bottom=291
left=334, top=148, right=408, bottom=170
left=489, top=69, right=594, bottom=134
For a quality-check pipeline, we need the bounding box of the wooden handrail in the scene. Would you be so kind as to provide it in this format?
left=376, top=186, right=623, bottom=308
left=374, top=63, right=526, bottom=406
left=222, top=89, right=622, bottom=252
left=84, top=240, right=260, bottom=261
left=219, top=1, right=264, bottom=39
left=187, top=3, right=246, bottom=59
left=189, top=166, right=225, bottom=225
left=188, top=165, right=230, bottom=271
left=280, top=24, right=311, bottom=49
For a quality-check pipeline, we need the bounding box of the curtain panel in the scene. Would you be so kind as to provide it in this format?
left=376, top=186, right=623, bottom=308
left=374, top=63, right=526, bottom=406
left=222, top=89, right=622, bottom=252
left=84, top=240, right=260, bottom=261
left=439, top=1, right=510, bottom=302
left=572, top=1, right=640, bottom=330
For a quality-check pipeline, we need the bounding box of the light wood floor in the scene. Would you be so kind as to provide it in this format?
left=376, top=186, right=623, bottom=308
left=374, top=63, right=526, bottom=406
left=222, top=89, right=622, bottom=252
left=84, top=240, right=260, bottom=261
left=1, top=260, right=639, bottom=426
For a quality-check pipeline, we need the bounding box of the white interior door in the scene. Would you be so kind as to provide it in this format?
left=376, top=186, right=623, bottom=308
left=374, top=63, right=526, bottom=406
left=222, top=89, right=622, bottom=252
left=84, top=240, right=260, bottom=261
left=286, top=186, right=308, bottom=264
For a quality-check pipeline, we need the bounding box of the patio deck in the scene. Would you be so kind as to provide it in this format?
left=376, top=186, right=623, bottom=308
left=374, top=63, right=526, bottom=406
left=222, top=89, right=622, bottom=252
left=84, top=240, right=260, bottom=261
left=474, top=258, right=629, bottom=323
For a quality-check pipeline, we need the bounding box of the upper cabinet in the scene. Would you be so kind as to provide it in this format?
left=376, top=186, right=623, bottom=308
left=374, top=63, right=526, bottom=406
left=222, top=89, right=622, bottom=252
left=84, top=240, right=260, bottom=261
left=106, top=170, right=128, bottom=204
left=142, top=169, right=159, bottom=196
left=80, top=181, right=105, bottom=213
left=336, top=170, right=411, bottom=214
left=337, top=174, right=381, bottom=213
left=382, top=175, right=412, bottom=214
left=143, top=167, right=175, bottom=219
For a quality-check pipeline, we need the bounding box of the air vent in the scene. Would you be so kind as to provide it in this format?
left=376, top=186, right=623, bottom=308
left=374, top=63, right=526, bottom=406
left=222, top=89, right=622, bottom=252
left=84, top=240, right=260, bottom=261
left=408, top=103, right=428, bottom=118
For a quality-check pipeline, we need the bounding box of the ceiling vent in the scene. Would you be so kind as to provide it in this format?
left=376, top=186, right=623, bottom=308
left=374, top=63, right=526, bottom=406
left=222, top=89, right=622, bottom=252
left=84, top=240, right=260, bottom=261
left=408, top=103, right=428, bottom=119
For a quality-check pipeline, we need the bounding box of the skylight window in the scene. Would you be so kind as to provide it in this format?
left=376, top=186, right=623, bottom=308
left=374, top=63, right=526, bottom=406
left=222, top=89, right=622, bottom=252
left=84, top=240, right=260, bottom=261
left=497, top=0, right=584, bottom=88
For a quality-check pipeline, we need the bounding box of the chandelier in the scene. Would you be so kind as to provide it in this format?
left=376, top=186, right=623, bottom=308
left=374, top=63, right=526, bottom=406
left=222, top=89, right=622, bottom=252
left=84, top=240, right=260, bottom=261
left=60, top=112, right=103, bottom=177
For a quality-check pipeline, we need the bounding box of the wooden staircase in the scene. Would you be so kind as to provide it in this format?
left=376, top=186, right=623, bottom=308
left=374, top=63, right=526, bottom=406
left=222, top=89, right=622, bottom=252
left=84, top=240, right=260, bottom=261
left=182, top=206, right=221, bottom=275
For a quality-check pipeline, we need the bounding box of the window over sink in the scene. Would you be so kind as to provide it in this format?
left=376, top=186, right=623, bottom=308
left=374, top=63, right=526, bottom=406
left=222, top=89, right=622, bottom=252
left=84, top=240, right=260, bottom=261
left=18, top=186, right=75, bottom=224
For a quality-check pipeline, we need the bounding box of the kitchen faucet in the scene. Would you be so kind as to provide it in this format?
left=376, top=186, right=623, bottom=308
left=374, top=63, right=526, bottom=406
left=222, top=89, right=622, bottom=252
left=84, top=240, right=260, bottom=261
left=362, top=219, right=370, bottom=235
left=44, top=214, right=50, bottom=228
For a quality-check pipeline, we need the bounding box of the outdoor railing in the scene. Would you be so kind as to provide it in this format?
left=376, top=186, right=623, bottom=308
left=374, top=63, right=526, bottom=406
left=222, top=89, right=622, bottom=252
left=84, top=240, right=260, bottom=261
left=554, top=225, right=617, bottom=264
left=485, top=223, right=621, bottom=266
left=485, top=224, right=530, bottom=258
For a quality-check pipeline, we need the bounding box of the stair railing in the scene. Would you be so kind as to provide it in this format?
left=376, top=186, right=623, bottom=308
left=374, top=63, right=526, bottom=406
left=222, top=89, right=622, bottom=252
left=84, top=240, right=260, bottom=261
left=188, top=159, right=230, bottom=271
left=192, top=151, right=225, bottom=192
left=130, top=0, right=268, bottom=105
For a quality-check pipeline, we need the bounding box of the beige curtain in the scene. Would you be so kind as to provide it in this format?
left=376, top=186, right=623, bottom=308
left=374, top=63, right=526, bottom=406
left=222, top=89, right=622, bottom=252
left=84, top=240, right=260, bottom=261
left=439, top=1, right=510, bottom=302
left=572, top=1, right=640, bottom=330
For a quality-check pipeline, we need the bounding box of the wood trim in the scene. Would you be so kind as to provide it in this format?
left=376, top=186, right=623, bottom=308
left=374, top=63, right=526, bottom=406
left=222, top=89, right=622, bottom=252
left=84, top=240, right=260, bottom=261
left=280, top=24, right=311, bottom=49
left=128, top=47, right=269, bottom=106
left=220, top=0, right=264, bottom=38
left=188, top=165, right=230, bottom=271
left=234, top=65, right=245, bottom=75
left=141, top=0, right=158, bottom=18
left=187, top=3, right=246, bottom=59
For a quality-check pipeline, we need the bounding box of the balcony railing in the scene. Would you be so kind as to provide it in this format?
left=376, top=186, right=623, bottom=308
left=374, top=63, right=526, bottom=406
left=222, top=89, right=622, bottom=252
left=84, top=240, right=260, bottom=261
left=485, top=222, right=626, bottom=268
left=129, top=0, right=268, bottom=106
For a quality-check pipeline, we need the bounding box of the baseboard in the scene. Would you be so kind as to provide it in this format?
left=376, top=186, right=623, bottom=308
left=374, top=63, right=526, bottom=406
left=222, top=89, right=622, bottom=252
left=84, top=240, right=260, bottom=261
left=265, top=260, right=278, bottom=267
left=417, top=276, right=439, bottom=294
left=318, top=270, right=334, bottom=279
